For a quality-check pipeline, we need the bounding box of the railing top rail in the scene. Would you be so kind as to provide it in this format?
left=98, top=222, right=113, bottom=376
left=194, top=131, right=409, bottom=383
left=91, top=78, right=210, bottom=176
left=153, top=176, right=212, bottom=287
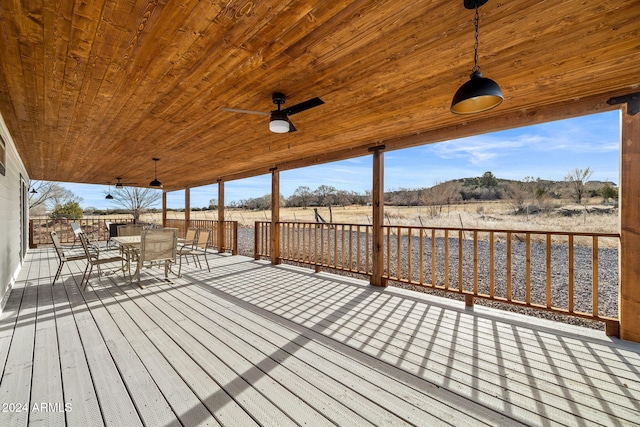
left=262, top=220, right=373, bottom=227
left=260, top=219, right=619, bottom=238
left=380, top=224, right=619, bottom=238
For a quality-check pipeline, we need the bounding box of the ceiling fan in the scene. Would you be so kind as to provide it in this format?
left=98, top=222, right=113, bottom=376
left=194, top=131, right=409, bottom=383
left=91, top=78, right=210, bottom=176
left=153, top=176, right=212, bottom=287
left=113, top=177, right=136, bottom=189
left=222, top=92, right=324, bottom=133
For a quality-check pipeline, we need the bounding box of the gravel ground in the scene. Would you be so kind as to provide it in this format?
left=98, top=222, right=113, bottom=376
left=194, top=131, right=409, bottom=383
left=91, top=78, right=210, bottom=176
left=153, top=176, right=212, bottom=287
left=236, top=226, right=617, bottom=330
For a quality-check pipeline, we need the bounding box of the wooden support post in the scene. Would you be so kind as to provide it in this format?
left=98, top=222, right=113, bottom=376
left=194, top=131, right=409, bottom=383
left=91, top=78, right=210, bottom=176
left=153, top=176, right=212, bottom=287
left=620, top=108, right=640, bottom=342
left=218, top=180, right=225, bottom=253
left=270, top=168, right=281, bottom=265
left=185, top=186, right=191, bottom=232
left=162, top=191, right=167, bottom=228
left=370, top=146, right=387, bottom=287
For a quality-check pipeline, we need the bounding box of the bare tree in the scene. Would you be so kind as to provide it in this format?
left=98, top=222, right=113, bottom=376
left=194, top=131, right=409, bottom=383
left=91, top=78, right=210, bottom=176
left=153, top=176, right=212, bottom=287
left=29, top=181, right=81, bottom=215
left=108, top=187, right=161, bottom=222
left=291, top=186, right=313, bottom=208
left=314, top=185, right=337, bottom=206
left=565, top=167, right=594, bottom=203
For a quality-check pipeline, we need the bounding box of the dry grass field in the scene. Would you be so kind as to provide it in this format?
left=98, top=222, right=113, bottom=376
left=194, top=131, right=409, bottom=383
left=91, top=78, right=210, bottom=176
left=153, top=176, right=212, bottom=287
left=156, top=199, right=617, bottom=230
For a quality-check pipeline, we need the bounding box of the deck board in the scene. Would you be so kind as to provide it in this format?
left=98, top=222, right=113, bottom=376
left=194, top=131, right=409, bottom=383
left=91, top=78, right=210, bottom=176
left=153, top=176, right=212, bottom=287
left=0, top=248, right=639, bottom=427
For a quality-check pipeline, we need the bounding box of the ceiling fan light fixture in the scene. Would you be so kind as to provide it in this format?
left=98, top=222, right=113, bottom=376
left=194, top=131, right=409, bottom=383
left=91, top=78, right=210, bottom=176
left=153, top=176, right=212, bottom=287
left=149, top=158, right=163, bottom=188
left=269, top=111, right=290, bottom=133
left=451, top=0, right=503, bottom=115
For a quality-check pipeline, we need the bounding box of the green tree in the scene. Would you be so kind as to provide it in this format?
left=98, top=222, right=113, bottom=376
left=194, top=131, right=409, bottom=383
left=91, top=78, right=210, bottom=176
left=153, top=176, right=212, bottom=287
left=601, top=183, right=619, bottom=201
left=51, top=201, right=83, bottom=219
left=480, top=171, right=498, bottom=188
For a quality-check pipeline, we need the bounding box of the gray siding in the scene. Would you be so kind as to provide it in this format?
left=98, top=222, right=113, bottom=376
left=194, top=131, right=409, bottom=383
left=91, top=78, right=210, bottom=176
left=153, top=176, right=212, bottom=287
left=0, top=113, right=29, bottom=312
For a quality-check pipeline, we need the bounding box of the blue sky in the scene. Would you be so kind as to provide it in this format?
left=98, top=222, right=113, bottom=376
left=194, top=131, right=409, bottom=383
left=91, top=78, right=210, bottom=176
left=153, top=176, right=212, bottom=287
left=56, top=110, right=620, bottom=210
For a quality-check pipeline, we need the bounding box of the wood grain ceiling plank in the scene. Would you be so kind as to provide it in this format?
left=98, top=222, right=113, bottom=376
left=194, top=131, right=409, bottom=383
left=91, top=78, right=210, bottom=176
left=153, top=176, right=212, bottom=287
left=0, top=1, right=33, bottom=164
left=53, top=0, right=109, bottom=179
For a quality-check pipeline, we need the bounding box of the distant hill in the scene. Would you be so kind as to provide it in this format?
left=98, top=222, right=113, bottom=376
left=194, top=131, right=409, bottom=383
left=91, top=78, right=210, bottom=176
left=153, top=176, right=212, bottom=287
left=385, top=172, right=617, bottom=206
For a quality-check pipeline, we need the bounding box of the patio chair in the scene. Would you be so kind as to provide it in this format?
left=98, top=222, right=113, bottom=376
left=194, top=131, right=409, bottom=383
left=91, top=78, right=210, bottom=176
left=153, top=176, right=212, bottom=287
left=177, top=228, right=212, bottom=276
left=117, top=224, right=144, bottom=236
left=178, top=227, right=198, bottom=247
left=79, top=232, right=126, bottom=291
left=116, top=224, right=144, bottom=267
left=70, top=222, right=82, bottom=248
left=70, top=222, right=100, bottom=249
left=50, top=231, right=87, bottom=285
left=133, top=228, right=177, bottom=286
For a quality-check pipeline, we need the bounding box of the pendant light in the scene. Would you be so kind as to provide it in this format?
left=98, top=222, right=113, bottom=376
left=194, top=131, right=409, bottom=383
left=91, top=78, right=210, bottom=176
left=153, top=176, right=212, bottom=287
left=105, top=185, right=114, bottom=200
left=149, top=158, right=163, bottom=188
left=451, top=0, right=503, bottom=114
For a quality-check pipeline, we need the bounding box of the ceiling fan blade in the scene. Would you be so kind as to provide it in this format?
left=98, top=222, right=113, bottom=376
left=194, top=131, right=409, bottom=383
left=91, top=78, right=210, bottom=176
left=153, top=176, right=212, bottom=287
left=221, top=108, right=270, bottom=116
left=288, top=118, right=297, bottom=133
left=282, top=97, right=324, bottom=116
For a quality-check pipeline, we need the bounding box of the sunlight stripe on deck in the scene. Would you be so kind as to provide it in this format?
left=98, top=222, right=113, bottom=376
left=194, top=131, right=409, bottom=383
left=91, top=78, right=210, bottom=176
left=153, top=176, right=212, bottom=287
left=0, top=247, right=638, bottom=426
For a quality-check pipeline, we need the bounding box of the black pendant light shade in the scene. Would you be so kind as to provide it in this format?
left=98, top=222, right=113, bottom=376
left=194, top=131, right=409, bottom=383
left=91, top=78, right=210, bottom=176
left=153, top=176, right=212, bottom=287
left=451, top=0, right=503, bottom=114
left=451, top=70, right=503, bottom=114
left=105, top=185, right=114, bottom=199
left=149, top=158, right=162, bottom=188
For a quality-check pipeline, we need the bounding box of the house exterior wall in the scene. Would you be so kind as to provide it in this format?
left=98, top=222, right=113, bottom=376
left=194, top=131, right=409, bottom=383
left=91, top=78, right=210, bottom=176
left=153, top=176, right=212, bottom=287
left=0, top=113, right=29, bottom=312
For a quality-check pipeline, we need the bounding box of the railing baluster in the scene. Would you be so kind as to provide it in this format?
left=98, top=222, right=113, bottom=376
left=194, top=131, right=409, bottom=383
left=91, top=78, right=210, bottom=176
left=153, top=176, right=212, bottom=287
left=407, top=228, right=412, bottom=283
left=546, top=234, right=552, bottom=309
left=490, top=232, right=495, bottom=298
left=341, top=224, right=346, bottom=269
left=506, top=232, right=512, bottom=301
left=568, top=234, right=574, bottom=313
left=458, top=230, right=463, bottom=292
left=349, top=225, right=353, bottom=270
left=397, top=226, right=402, bottom=281
left=430, top=229, right=436, bottom=286
left=593, top=236, right=599, bottom=317
left=386, top=227, right=391, bottom=278
left=419, top=228, right=424, bottom=285
left=444, top=230, right=449, bottom=290
left=365, top=225, right=370, bottom=274
left=526, top=233, right=531, bottom=305
left=333, top=225, right=338, bottom=267
left=473, top=230, right=478, bottom=295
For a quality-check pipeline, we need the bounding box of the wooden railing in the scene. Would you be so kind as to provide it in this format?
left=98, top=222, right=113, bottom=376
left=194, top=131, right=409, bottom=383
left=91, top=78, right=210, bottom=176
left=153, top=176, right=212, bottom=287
left=381, top=226, right=619, bottom=324
left=260, top=221, right=374, bottom=275
left=255, top=221, right=620, bottom=326
left=30, top=218, right=136, bottom=246
left=165, top=219, right=238, bottom=254
left=31, top=218, right=238, bottom=255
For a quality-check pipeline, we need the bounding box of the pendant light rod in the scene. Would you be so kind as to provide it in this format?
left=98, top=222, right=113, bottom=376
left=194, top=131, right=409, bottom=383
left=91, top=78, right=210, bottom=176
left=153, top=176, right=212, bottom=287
left=149, top=157, right=163, bottom=188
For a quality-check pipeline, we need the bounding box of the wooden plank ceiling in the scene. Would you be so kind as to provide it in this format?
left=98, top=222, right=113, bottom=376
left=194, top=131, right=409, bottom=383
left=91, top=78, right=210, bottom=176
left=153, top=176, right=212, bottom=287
left=0, top=0, right=638, bottom=191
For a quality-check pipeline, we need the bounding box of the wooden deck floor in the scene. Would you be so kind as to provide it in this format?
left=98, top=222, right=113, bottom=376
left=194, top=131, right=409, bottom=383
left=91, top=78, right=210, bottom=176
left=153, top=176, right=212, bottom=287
left=1, top=247, right=639, bottom=427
